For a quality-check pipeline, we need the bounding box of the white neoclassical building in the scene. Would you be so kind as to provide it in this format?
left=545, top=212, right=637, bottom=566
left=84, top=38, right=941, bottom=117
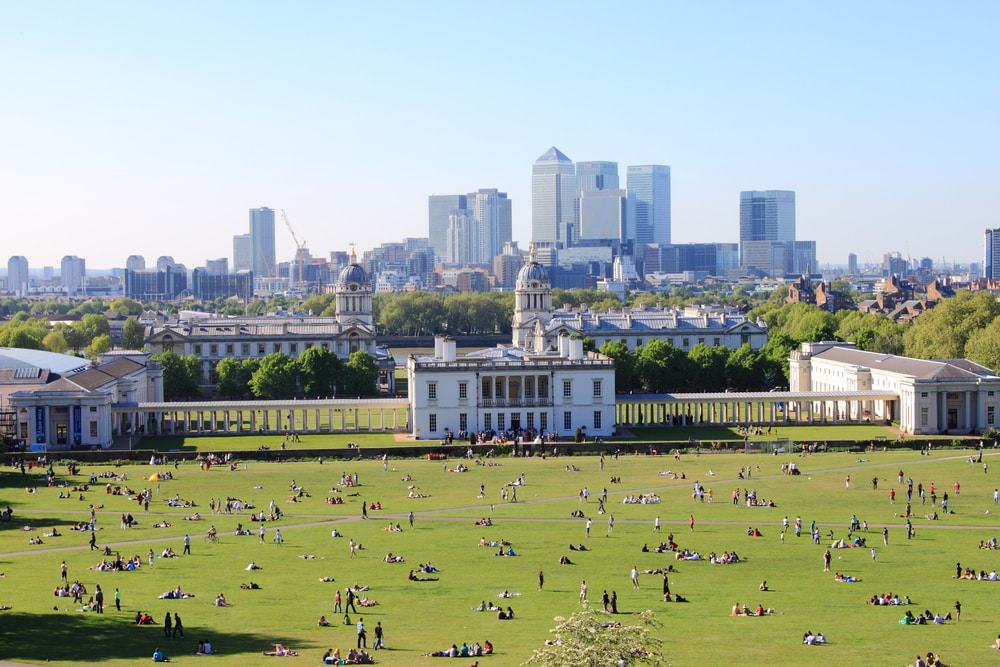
left=409, top=255, right=616, bottom=440
left=789, top=342, right=1000, bottom=435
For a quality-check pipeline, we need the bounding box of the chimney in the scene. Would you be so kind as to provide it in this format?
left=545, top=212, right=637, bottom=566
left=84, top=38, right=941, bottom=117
left=441, top=336, right=457, bottom=363
left=434, top=335, right=445, bottom=360
left=568, top=336, right=584, bottom=360
left=558, top=333, right=570, bottom=357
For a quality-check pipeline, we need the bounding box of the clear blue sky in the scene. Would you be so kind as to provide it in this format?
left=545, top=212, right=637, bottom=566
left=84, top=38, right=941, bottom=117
left=2, top=1, right=997, bottom=269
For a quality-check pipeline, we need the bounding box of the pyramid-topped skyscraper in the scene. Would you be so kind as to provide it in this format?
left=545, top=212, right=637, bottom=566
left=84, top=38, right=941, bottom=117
left=532, top=147, right=576, bottom=247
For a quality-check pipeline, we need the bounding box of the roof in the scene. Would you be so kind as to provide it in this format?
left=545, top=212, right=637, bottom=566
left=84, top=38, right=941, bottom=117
left=66, top=368, right=117, bottom=391
left=536, top=146, right=571, bottom=163
left=812, top=346, right=997, bottom=381
left=0, top=348, right=90, bottom=375
left=0, top=367, right=52, bottom=384
left=95, top=357, right=145, bottom=378
left=542, top=309, right=763, bottom=335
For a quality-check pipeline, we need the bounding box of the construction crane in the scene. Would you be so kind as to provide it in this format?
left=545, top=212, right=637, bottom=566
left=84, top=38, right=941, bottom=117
left=280, top=209, right=308, bottom=288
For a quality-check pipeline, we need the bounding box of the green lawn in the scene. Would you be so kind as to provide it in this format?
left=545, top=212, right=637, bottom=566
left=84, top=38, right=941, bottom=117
left=2, top=450, right=1000, bottom=665
left=141, top=433, right=407, bottom=452
left=621, top=424, right=917, bottom=443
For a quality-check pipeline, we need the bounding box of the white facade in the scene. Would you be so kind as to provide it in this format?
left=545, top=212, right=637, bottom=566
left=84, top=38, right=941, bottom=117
left=7, top=256, right=29, bottom=297
left=408, top=335, right=616, bottom=440
left=789, top=342, right=1000, bottom=435
left=579, top=189, right=626, bottom=241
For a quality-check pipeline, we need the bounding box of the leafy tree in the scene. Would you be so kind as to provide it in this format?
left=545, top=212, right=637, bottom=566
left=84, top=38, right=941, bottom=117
left=341, top=350, right=380, bottom=397
left=687, top=343, right=730, bottom=391
left=121, top=317, right=146, bottom=351
left=599, top=341, right=637, bottom=392
left=725, top=344, right=761, bottom=390
left=42, top=329, right=68, bottom=353
left=74, top=313, right=110, bottom=346
left=216, top=357, right=257, bottom=399
left=298, top=345, right=342, bottom=397
left=525, top=608, right=663, bottom=667
left=0, top=321, right=47, bottom=349
left=88, top=334, right=112, bottom=357
left=636, top=340, right=690, bottom=392
left=965, top=317, right=1000, bottom=372
left=834, top=310, right=904, bottom=354
left=153, top=352, right=201, bottom=400
left=249, top=352, right=298, bottom=399
left=904, top=290, right=1000, bottom=359
left=108, top=298, right=143, bottom=317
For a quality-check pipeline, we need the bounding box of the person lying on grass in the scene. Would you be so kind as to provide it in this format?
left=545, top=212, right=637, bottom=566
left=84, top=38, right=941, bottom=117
left=424, top=640, right=492, bottom=657
left=263, top=643, right=298, bottom=656
left=408, top=569, right=438, bottom=581
left=833, top=572, right=861, bottom=583
left=383, top=553, right=404, bottom=563
left=159, top=587, right=193, bottom=599
left=802, top=630, right=826, bottom=645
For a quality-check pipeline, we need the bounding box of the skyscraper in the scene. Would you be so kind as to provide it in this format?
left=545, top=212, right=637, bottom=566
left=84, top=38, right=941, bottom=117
left=60, top=255, right=86, bottom=296
left=445, top=210, right=480, bottom=265
left=739, top=190, right=796, bottom=275
left=531, top=147, right=576, bottom=247
left=428, top=194, right=468, bottom=259
left=126, top=255, right=146, bottom=272
left=576, top=161, right=619, bottom=193
left=985, top=228, right=1000, bottom=280
left=469, top=188, right=512, bottom=261
left=156, top=256, right=176, bottom=271
left=7, top=256, right=28, bottom=297
left=626, top=165, right=671, bottom=245
left=579, top=189, right=626, bottom=241
left=847, top=252, right=859, bottom=276
left=249, top=207, right=276, bottom=278
left=233, top=233, right=252, bottom=272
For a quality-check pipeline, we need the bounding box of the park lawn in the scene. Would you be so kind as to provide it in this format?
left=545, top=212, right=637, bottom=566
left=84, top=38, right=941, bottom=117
left=2, top=450, right=1000, bottom=665
left=620, top=424, right=910, bottom=443
left=140, top=433, right=409, bottom=453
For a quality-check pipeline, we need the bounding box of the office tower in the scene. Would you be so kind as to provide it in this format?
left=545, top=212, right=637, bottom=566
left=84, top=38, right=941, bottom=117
left=428, top=194, right=468, bottom=259
left=7, top=256, right=28, bottom=297
left=126, top=255, right=146, bottom=272
left=249, top=207, right=276, bottom=278
left=579, top=189, right=626, bottom=240
left=445, top=210, right=480, bottom=265
left=847, top=253, right=859, bottom=276
left=793, top=241, right=817, bottom=275
left=985, top=229, right=1000, bottom=280
left=192, top=268, right=253, bottom=302
left=156, top=256, right=176, bottom=271
left=124, top=267, right=187, bottom=301
left=233, top=233, right=252, bottom=272
left=42, top=266, right=54, bottom=281
left=532, top=147, right=576, bottom=247
left=205, top=258, right=229, bottom=273
left=739, top=190, right=796, bottom=275
left=468, top=188, right=512, bottom=261
left=493, top=242, right=524, bottom=290
left=626, top=165, right=671, bottom=245
left=60, top=255, right=86, bottom=296
left=576, top=161, right=619, bottom=193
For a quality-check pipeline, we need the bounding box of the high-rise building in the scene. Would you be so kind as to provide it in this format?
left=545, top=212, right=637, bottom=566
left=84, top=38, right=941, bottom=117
left=124, top=267, right=187, bottom=301
left=6, top=256, right=28, bottom=297
left=531, top=147, right=576, bottom=247
left=205, top=258, right=229, bottom=274
left=468, top=188, right=512, bottom=261
left=847, top=253, right=859, bottom=276
left=739, top=190, right=796, bottom=275
left=126, top=255, right=146, bottom=272
left=428, top=194, right=468, bottom=259
left=793, top=241, right=817, bottom=275
left=985, top=229, right=1000, bottom=280
left=445, top=210, right=480, bottom=265
left=60, top=255, right=86, bottom=296
left=576, top=161, right=619, bottom=193
left=249, top=207, right=276, bottom=278
left=156, top=256, right=176, bottom=271
left=626, top=165, right=671, bottom=245
left=579, top=189, right=626, bottom=241
left=192, top=268, right=253, bottom=302
left=233, top=233, right=252, bottom=272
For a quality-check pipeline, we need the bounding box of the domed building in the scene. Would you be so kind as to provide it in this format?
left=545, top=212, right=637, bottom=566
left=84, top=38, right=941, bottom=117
left=511, top=244, right=554, bottom=351
left=335, top=249, right=374, bottom=329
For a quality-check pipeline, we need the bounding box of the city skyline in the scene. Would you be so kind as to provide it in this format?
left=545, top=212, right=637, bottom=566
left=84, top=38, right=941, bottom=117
left=2, top=3, right=998, bottom=267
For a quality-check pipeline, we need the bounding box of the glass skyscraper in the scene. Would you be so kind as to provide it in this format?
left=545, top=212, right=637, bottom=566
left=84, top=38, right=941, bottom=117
left=249, top=207, right=276, bottom=278
left=428, top=194, right=467, bottom=259
left=532, top=147, right=576, bottom=247
left=626, top=165, right=671, bottom=245
left=576, top=161, right=619, bottom=193
left=739, top=190, right=796, bottom=275
left=986, top=228, right=1000, bottom=280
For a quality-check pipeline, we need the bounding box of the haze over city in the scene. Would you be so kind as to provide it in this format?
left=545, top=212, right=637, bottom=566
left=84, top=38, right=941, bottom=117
left=3, top=1, right=998, bottom=268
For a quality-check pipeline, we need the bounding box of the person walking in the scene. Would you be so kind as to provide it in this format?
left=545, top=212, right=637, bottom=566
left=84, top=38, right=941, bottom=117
left=94, top=585, right=104, bottom=614
left=182, top=534, right=191, bottom=556
left=610, top=590, right=618, bottom=613
left=607, top=514, right=614, bottom=536
left=274, top=528, right=282, bottom=544
left=689, top=514, right=695, bottom=532
left=373, top=621, right=384, bottom=650
left=579, top=580, right=588, bottom=604
left=630, top=565, right=639, bottom=589
left=585, top=518, right=592, bottom=537
left=823, top=549, right=831, bottom=572
left=346, top=588, right=357, bottom=613
left=408, top=511, right=414, bottom=528
left=954, top=600, right=961, bottom=622
left=538, top=570, right=544, bottom=591
left=164, top=611, right=172, bottom=637
left=89, top=530, right=97, bottom=551
left=356, top=618, right=367, bottom=648
left=114, top=587, right=121, bottom=611
left=259, top=524, right=266, bottom=543
left=362, top=501, right=367, bottom=520
left=349, top=539, right=357, bottom=557
left=172, top=613, right=184, bottom=638
left=654, top=516, right=660, bottom=532
left=333, top=589, right=342, bottom=613
left=883, top=527, right=889, bottom=546
left=662, top=574, right=670, bottom=597
left=60, top=561, right=68, bottom=582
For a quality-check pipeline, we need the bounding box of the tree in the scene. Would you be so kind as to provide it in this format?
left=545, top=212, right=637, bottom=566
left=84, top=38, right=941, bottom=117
left=108, top=298, right=143, bottom=317
left=74, top=313, right=110, bottom=346
left=0, top=322, right=47, bottom=349
left=965, top=317, right=1000, bottom=373
left=249, top=352, right=298, bottom=400
left=904, top=290, right=1000, bottom=359
left=153, top=352, right=201, bottom=400
left=42, top=330, right=68, bottom=353
left=525, top=608, right=663, bottom=667
left=636, top=340, right=690, bottom=392
left=121, top=317, right=146, bottom=350
left=216, top=357, right=255, bottom=399
left=341, top=350, right=380, bottom=397
left=88, top=334, right=112, bottom=357
left=298, top=345, right=342, bottom=398
left=687, top=343, right=730, bottom=391
left=599, top=341, right=637, bottom=393
left=835, top=311, right=904, bottom=354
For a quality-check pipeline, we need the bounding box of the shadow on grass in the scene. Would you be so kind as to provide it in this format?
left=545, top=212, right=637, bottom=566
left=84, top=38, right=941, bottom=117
left=0, top=610, right=308, bottom=662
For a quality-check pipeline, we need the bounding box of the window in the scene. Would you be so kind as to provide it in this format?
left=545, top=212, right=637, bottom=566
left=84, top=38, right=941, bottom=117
left=459, top=413, right=468, bottom=432
left=321, top=342, right=329, bottom=350
left=209, top=344, right=218, bottom=356
left=484, top=413, right=492, bottom=430
left=258, top=343, right=266, bottom=355
left=593, top=410, right=602, bottom=430
left=563, top=411, right=572, bottom=430
left=989, top=406, right=996, bottom=426
left=241, top=343, right=250, bottom=356
left=272, top=343, right=281, bottom=353
left=990, top=391, right=996, bottom=397
left=920, top=407, right=929, bottom=427
left=289, top=343, right=297, bottom=354
left=527, top=412, right=535, bottom=429
left=682, top=338, right=689, bottom=347
left=636, top=339, right=643, bottom=347
left=226, top=344, right=234, bottom=355
left=497, top=413, right=505, bottom=430
left=89, top=406, right=97, bottom=413
left=194, top=344, right=202, bottom=355
left=921, top=392, right=929, bottom=398
left=427, top=382, right=437, bottom=400
left=540, top=413, right=547, bottom=431
left=481, top=378, right=492, bottom=399
left=538, top=377, right=548, bottom=398
left=713, top=337, right=720, bottom=346
left=459, top=382, right=468, bottom=400
left=428, top=414, right=437, bottom=432
left=89, top=422, right=98, bottom=438
left=563, top=380, right=572, bottom=398
left=592, top=379, right=602, bottom=398
left=697, top=338, right=704, bottom=345
left=741, top=333, right=750, bottom=345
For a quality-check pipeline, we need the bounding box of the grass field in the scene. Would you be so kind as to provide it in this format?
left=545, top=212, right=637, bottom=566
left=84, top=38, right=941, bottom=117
left=621, top=424, right=908, bottom=443
left=2, top=449, right=1000, bottom=666
left=142, top=433, right=406, bottom=453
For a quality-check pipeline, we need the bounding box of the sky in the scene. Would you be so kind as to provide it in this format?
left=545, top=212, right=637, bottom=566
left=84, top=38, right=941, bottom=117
left=1, top=1, right=998, bottom=269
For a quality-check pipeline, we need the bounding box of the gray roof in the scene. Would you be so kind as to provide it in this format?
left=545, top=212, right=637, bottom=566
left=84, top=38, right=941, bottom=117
left=536, top=146, right=571, bottom=162
left=517, top=261, right=549, bottom=284
left=812, top=346, right=997, bottom=380
left=0, top=348, right=90, bottom=375
left=543, top=310, right=763, bottom=335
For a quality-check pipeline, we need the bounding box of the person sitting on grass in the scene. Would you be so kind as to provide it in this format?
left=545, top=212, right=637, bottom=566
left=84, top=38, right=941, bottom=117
left=496, top=606, right=514, bottom=620
left=263, top=643, right=298, bottom=657
left=152, top=647, right=169, bottom=662
left=802, top=630, right=826, bottom=645
left=559, top=555, right=574, bottom=565
left=317, top=615, right=330, bottom=626
left=408, top=569, right=438, bottom=582
left=213, top=593, right=229, bottom=607
left=195, top=640, right=214, bottom=655
left=993, top=634, right=1000, bottom=649
left=135, top=611, right=155, bottom=625
left=322, top=648, right=341, bottom=665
